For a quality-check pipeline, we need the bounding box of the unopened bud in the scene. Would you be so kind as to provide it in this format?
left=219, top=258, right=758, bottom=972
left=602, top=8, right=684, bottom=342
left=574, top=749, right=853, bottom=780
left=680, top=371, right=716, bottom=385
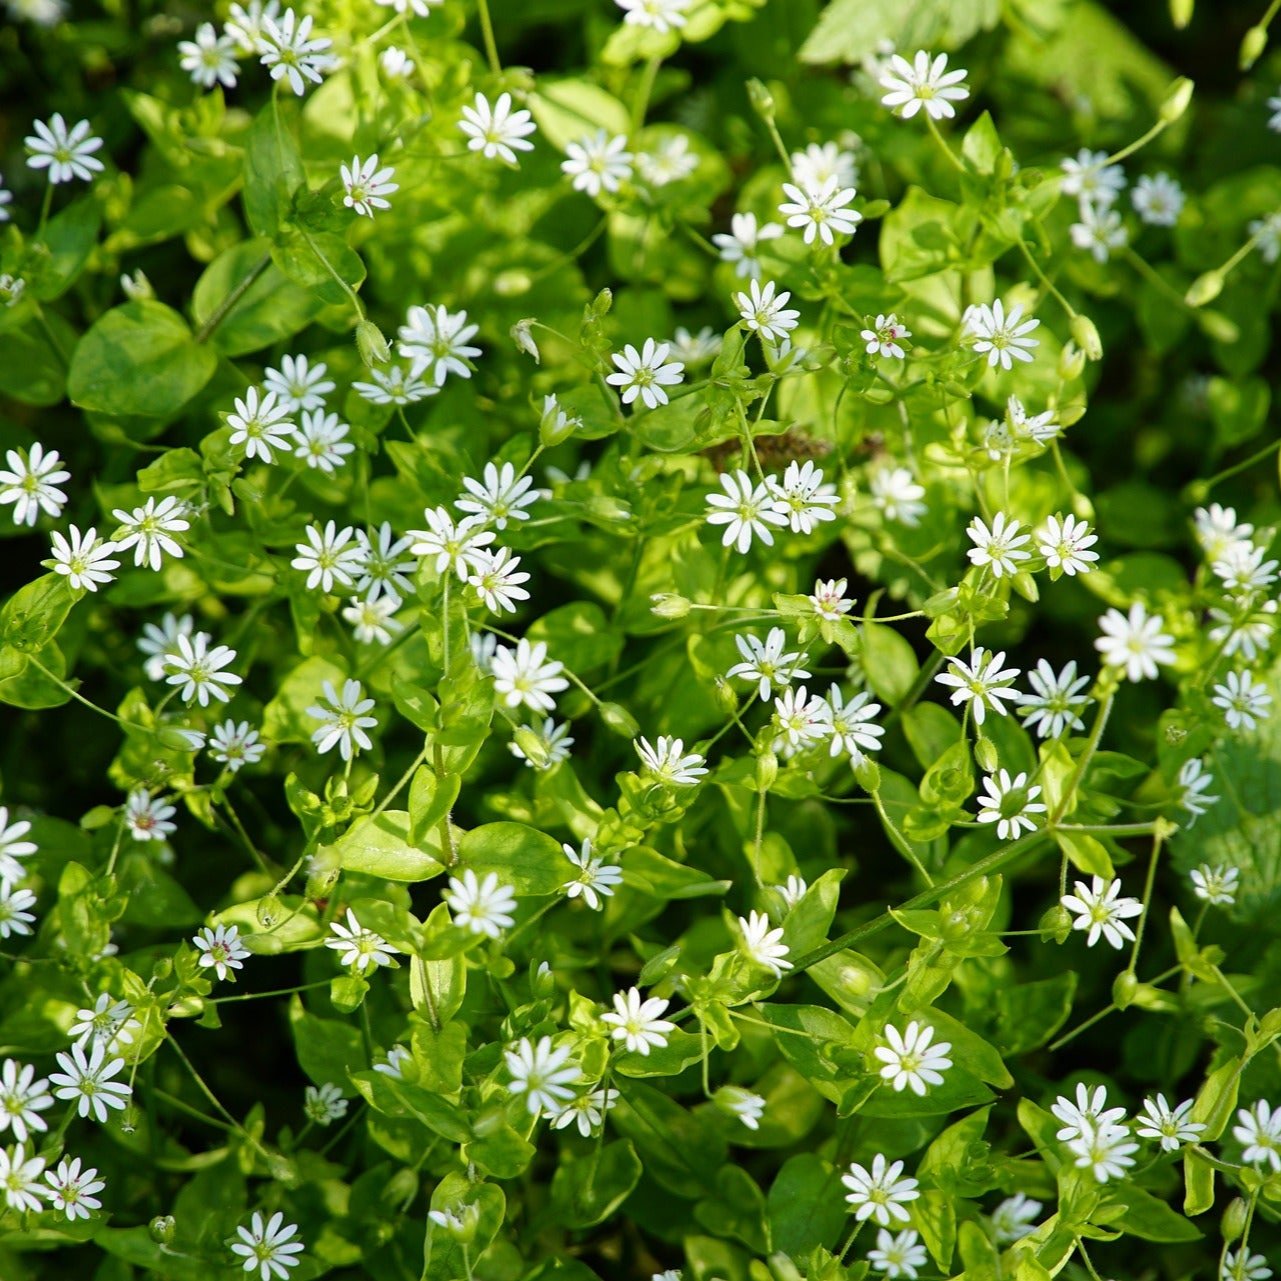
left=650, top=592, right=691, bottom=619
left=1041, top=904, right=1073, bottom=942
left=150, top=1216, right=176, bottom=1245
left=511, top=319, right=540, bottom=363
left=532, top=958, right=556, bottom=997
left=121, top=269, right=153, bottom=301
left=355, top=318, right=391, bottom=367
left=1169, top=0, right=1194, bottom=28
left=1012, top=571, right=1039, bottom=604
left=1240, top=25, right=1268, bottom=70
left=756, top=751, right=779, bottom=793
left=539, top=394, right=580, bottom=447
left=513, top=725, right=551, bottom=769
left=974, top=736, right=999, bottom=773
left=1112, top=969, right=1139, bottom=1010
left=1160, top=77, right=1194, bottom=125
left=257, top=895, right=284, bottom=929
left=854, top=756, right=881, bottom=793
left=493, top=269, right=531, bottom=297
left=1058, top=341, right=1087, bottom=381
left=1223, top=1197, right=1249, bottom=1243
left=714, top=676, right=739, bottom=714
left=599, top=702, right=639, bottom=739
left=1069, top=314, right=1103, bottom=362
left=1197, top=310, right=1240, bottom=345
left=1185, top=271, right=1223, bottom=307
left=746, top=78, right=776, bottom=121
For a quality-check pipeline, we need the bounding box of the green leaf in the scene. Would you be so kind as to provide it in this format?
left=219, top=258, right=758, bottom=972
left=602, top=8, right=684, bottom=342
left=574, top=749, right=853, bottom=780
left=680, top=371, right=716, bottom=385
left=529, top=80, right=631, bottom=151
left=409, top=768, right=461, bottom=847
left=1054, top=830, right=1115, bottom=880
left=67, top=301, right=217, bottom=418
left=458, top=822, right=566, bottom=895
left=32, top=196, right=102, bottom=301
left=861, top=620, right=921, bottom=703
left=191, top=239, right=320, bottom=356
left=995, top=973, right=1077, bottom=1054
left=425, top=1178, right=504, bottom=1281
left=550, top=1140, right=642, bottom=1228
left=622, top=846, right=731, bottom=899
left=0, top=574, right=77, bottom=653
left=262, top=655, right=348, bottom=744
left=1107, top=1185, right=1202, bottom=1242
left=244, top=99, right=305, bottom=237
left=799, top=0, right=999, bottom=64
left=289, top=998, right=365, bottom=1088
left=961, top=112, right=1003, bottom=176
left=272, top=226, right=366, bottom=308
left=766, top=1154, right=846, bottom=1259
left=324, top=811, right=445, bottom=883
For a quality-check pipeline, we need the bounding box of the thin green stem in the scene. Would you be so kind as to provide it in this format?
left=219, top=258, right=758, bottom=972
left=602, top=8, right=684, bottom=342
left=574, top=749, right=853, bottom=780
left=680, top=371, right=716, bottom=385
left=475, top=0, right=502, bottom=75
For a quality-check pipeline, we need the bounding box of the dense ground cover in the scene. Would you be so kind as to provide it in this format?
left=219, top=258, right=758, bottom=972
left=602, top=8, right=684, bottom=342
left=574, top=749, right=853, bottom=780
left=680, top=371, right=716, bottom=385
left=2, top=0, right=1281, bottom=1278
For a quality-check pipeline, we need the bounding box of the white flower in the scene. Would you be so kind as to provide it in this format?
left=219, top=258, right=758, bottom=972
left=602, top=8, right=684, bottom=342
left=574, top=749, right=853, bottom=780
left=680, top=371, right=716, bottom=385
left=303, top=1082, right=348, bottom=1126
left=467, top=546, right=531, bottom=614
left=1050, top=1083, right=1127, bottom=1142
left=713, top=211, right=784, bottom=280
left=842, top=1154, right=920, bottom=1225
left=139, top=614, right=194, bottom=681
left=43, top=1156, right=104, bottom=1221
left=791, top=140, right=858, bottom=191
left=1179, top=757, right=1219, bottom=823
left=738, top=909, right=792, bottom=977
left=231, top=1211, right=305, bottom=1281
left=206, top=720, right=264, bottom=771
left=25, top=113, right=104, bottom=184
left=491, top=639, right=568, bottom=712
left=291, top=521, right=364, bottom=594
left=373, top=1045, right=411, bottom=1078
left=342, top=594, right=403, bottom=646
left=770, top=460, right=838, bottom=534
left=380, top=46, right=414, bottom=78
left=966, top=511, right=1031, bottom=578
left=0, top=182, right=10, bottom=224
left=772, top=684, right=830, bottom=750
left=264, top=354, right=335, bottom=412
left=48, top=1039, right=131, bottom=1122
left=193, top=923, right=250, bottom=981
left=1060, top=876, right=1143, bottom=949
left=550, top=1087, right=619, bottom=1137
left=5, top=0, right=67, bottom=24
left=727, top=628, right=809, bottom=701
left=0, top=1059, right=52, bottom=1143
left=1060, top=148, right=1126, bottom=209
left=0, top=442, right=70, bottom=526
left=935, top=648, right=1022, bottom=725
left=776, top=874, right=808, bottom=908
left=459, top=91, right=536, bottom=164
left=879, top=51, right=970, bottom=121
left=124, top=788, right=177, bottom=842
left=163, top=632, right=241, bottom=706
left=1037, top=513, right=1099, bottom=576
left=1250, top=211, right=1281, bottom=263
left=1071, top=205, right=1128, bottom=262
left=178, top=22, right=238, bottom=89
left=670, top=326, right=722, bottom=365
left=1212, top=669, right=1273, bottom=730
left=0, top=883, right=37, bottom=939
left=352, top=365, right=435, bottom=405
left=258, top=8, right=337, bottom=97
left=69, top=997, right=136, bottom=1054
left=561, top=839, right=621, bottom=909
left=870, top=467, right=926, bottom=526
left=1067, top=1123, right=1138, bottom=1182
left=1018, top=659, right=1092, bottom=738
left=292, top=409, right=354, bottom=472
left=989, top=1193, right=1041, bottom=1244
left=607, top=338, right=685, bottom=409
left=862, top=313, right=911, bottom=359
left=874, top=1021, right=952, bottom=1096
left=826, top=685, right=884, bottom=763
left=965, top=298, right=1040, bottom=369
left=456, top=461, right=538, bottom=530
left=227, top=388, right=295, bottom=462
left=1214, top=542, right=1279, bottom=594
left=1195, top=503, right=1254, bottom=563
left=562, top=130, right=633, bottom=197
left=1135, top=1094, right=1204, bottom=1151
left=704, top=468, right=789, bottom=553
left=1132, top=173, right=1185, bottom=226
left=635, top=735, right=707, bottom=785
left=1008, top=395, right=1060, bottom=444
left=505, top=1036, right=580, bottom=1115
left=224, top=0, right=279, bottom=51
left=636, top=134, right=698, bottom=186
left=326, top=908, right=400, bottom=973
left=1208, top=600, right=1278, bottom=662
left=399, top=303, right=481, bottom=387
left=0, top=1143, right=45, bottom=1212
left=1235, top=1099, right=1281, bottom=1171
left=341, top=153, right=398, bottom=218
left=409, top=506, right=496, bottom=578
left=1224, top=1250, right=1273, bottom=1281
left=714, top=1085, right=766, bottom=1130
left=112, top=495, right=190, bottom=571
left=308, top=678, right=377, bottom=760
left=810, top=577, right=854, bottom=621
left=601, top=987, right=676, bottom=1055
left=1095, top=602, right=1176, bottom=681
left=512, top=718, right=575, bottom=771
left=354, top=523, right=414, bottom=601
left=735, top=278, right=800, bottom=344
left=374, top=0, right=442, bottom=14
left=1191, top=863, right=1239, bottom=906
left=48, top=525, right=119, bottom=593
left=0, top=808, right=35, bottom=888
left=444, top=869, right=517, bottom=938
left=616, top=0, right=690, bottom=34
left=778, top=176, right=861, bottom=246
left=867, top=1228, right=928, bottom=1280
left=0, top=273, right=23, bottom=307
left=976, top=769, right=1046, bottom=840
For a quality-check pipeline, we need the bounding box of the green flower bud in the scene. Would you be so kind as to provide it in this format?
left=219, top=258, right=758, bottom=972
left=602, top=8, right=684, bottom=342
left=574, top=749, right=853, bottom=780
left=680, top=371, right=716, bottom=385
left=512, top=725, right=551, bottom=769
left=1160, top=76, right=1194, bottom=125
left=1185, top=271, right=1223, bottom=307
left=854, top=756, right=881, bottom=794
left=746, top=78, right=776, bottom=121
left=150, top=1215, right=176, bottom=1245
left=493, top=269, right=531, bottom=297
left=1041, top=904, right=1073, bottom=942
left=1112, top=969, right=1139, bottom=1009
left=1197, top=310, right=1240, bottom=345
left=1240, top=25, right=1268, bottom=70
left=511, top=319, right=540, bottom=363
left=714, top=676, right=739, bottom=714
left=355, top=318, right=391, bottom=368
left=1069, top=314, right=1103, bottom=362
left=1169, top=0, right=1194, bottom=27
left=756, top=751, right=779, bottom=793
left=974, top=736, right=999, bottom=773
left=1058, top=341, right=1087, bottom=382
left=1222, top=1197, right=1249, bottom=1243
left=650, top=592, right=691, bottom=619
left=256, top=895, right=284, bottom=929
left=1012, top=571, right=1039, bottom=604
left=599, top=701, right=640, bottom=738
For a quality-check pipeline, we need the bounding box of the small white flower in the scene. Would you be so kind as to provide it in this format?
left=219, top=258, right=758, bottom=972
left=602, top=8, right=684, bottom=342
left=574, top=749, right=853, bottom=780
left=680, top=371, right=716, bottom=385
left=512, top=718, right=575, bottom=771
left=49, top=525, right=119, bottom=592
left=727, top=628, right=809, bottom=701
left=1224, top=1250, right=1273, bottom=1281
left=874, top=1021, right=953, bottom=1096
left=976, top=769, right=1046, bottom=839
left=206, top=720, right=264, bottom=772
left=1094, top=602, right=1176, bottom=682
left=1214, top=542, right=1279, bottom=594
left=228, top=387, right=296, bottom=462
left=600, top=987, right=676, bottom=1055
left=615, top=0, right=690, bottom=33
left=379, top=46, right=414, bottom=78
left=635, top=134, right=698, bottom=186
left=0, top=182, right=10, bottom=224
left=124, top=789, right=177, bottom=843
left=1067, top=1123, right=1138, bottom=1182
left=0, top=442, right=70, bottom=527
left=776, top=874, right=808, bottom=908
left=468, top=547, right=531, bottom=614
left=549, top=1087, right=619, bottom=1137
left=0, top=1059, right=52, bottom=1143
left=966, top=511, right=1031, bottom=578
left=308, top=679, right=377, bottom=760
left=0, top=273, right=24, bottom=308
left=459, top=91, right=536, bottom=164
left=0, top=883, right=37, bottom=939
left=1212, top=669, right=1273, bottom=730
left=562, top=130, right=633, bottom=197
left=879, top=51, right=970, bottom=121
left=292, top=521, right=365, bottom=594
left=69, top=995, right=137, bottom=1051
left=112, top=495, right=190, bottom=571
left=1179, top=757, right=1219, bottom=823
left=965, top=298, right=1040, bottom=370
left=607, top=339, right=685, bottom=409
left=0, top=808, right=35, bottom=887
left=713, top=211, right=784, bottom=280
left=326, top=908, right=400, bottom=973
left=353, top=524, right=414, bottom=601
left=456, top=461, right=539, bottom=530
left=342, top=594, right=403, bottom=647
left=139, top=613, right=194, bottom=680
left=505, top=1036, right=580, bottom=1116
left=491, top=639, right=568, bottom=712
left=409, top=506, right=496, bottom=579
left=1194, top=503, right=1254, bottom=563
left=43, top=1155, right=104, bottom=1221
left=778, top=176, right=861, bottom=246
left=1050, top=1083, right=1129, bottom=1143
left=1135, top=1094, right=1204, bottom=1151
left=258, top=8, right=338, bottom=97
left=0, top=1143, right=45, bottom=1212
left=399, top=303, right=482, bottom=387
left=1037, top=513, right=1099, bottom=576
left=352, top=365, right=435, bottom=405
left=341, top=153, right=398, bottom=218
left=223, top=0, right=280, bottom=52
left=635, top=735, right=708, bottom=785
left=1250, top=210, right=1281, bottom=263
left=737, top=909, right=792, bottom=977
left=178, top=22, right=238, bottom=89
left=1017, top=659, right=1092, bottom=739
left=1007, top=395, right=1060, bottom=444
left=1208, top=600, right=1278, bottom=662
left=193, top=923, right=250, bottom=981
left=264, top=354, right=335, bottom=413
left=1191, top=863, right=1239, bottom=906
left=373, top=1046, right=411, bottom=1078
left=735, top=278, right=800, bottom=344
left=303, top=1082, right=348, bottom=1126
left=770, top=459, right=838, bottom=534
left=826, top=685, right=884, bottom=763
left=771, top=684, right=830, bottom=750
left=989, top=1193, right=1041, bottom=1244
left=561, top=839, right=622, bottom=910
left=841, top=1154, right=920, bottom=1225
left=791, top=140, right=858, bottom=191
left=292, top=409, right=354, bottom=472
left=48, top=1039, right=131, bottom=1123
left=1071, top=205, right=1128, bottom=263
left=25, top=113, right=104, bottom=184
left=870, top=467, right=927, bottom=526
left=1235, top=1099, right=1281, bottom=1171
left=867, top=1228, right=928, bottom=1280
left=810, top=577, right=854, bottom=622
left=714, top=1085, right=766, bottom=1130
left=163, top=632, right=241, bottom=706
left=704, top=468, right=789, bottom=553
left=1060, top=148, right=1126, bottom=209
left=935, top=648, right=1022, bottom=725
left=670, top=326, right=722, bottom=365
left=373, top=0, right=442, bottom=14
left=1060, top=876, right=1143, bottom=949
left=862, top=313, right=911, bottom=359
left=444, top=869, right=517, bottom=938
left=1131, top=172, right=1184, bottom=226
left=230, top=1210, right=305, bottom=1281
